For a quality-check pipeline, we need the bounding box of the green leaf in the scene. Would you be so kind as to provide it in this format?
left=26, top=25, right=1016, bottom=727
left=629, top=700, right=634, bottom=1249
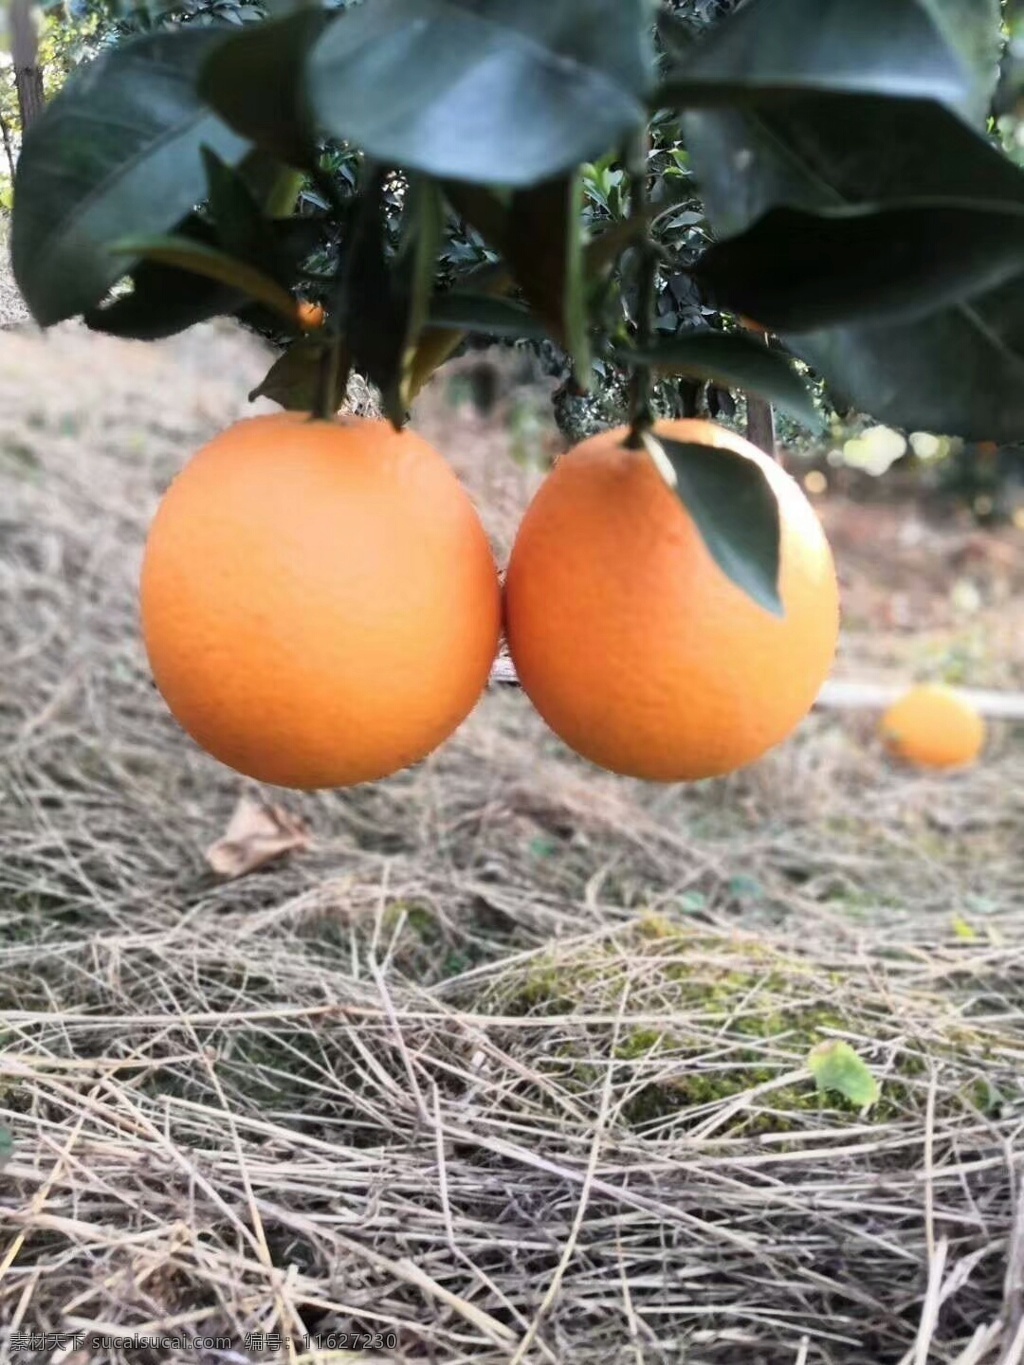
left=308, top=0, right=651, bottom=187
left=342, top=169, right=411, bottom=425
left=12, top=29, right=250, bottom=326
left=918, top=0, right=1002, bottom=125
left=694, top=200, right=1024, bottom=333
left=684, top=96, right=1024, bottom=439
left=807, top=1040, right=880, bottom=1109
left=239, top=152, right=304, bottom=218
left=199, top=7, right=328, bottom=171
left=249, top=334, right=346, bottom=411
left=405, top=260, right=514, bottom=401
left=202, top=147, right=285, bottom=281
left=85, top=215, right=244, bottom=340
left=631, top=330, right=820, bottom=428
left=111, top=235, right=299, bottom=323
left=0, top=1127, right=12, bottom=1169
left=644, top=433, right=782, bottom=616
left=399, top=176, right=445, bottom=409
left=443, top=181, right=512, bottom=255
left=508, top=171, right=590, bottom=374
left=425, top=292, right=549, bottom=340
left=656, top=0, right=972, bottom=113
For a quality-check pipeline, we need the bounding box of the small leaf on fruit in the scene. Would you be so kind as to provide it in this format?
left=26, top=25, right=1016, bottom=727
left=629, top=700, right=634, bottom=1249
left=249, top=335, right=348, bottom=413
left=647, top=433, right=783, bottom=617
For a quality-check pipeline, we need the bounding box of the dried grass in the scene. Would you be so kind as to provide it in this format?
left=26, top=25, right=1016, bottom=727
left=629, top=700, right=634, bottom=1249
left=1, top=318, right=1024, bottom=1365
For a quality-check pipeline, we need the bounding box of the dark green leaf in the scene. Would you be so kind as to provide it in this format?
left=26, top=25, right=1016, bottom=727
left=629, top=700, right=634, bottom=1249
left=684, top=95, right=1024, bottom=439
left=111, top=234, right=299, bottom=321
left=85, top=216, right=244, bottom=339
left=343, top=169, right=410, bottom=424
left=695, top=200, right=1024, bottom=332
left=426, top=292, right=549, bottom=340
left=405, top=260, right=514, bottom=400
left=238, top=151, right=305, bottom=217
left=249, top=334, right=345, bottom=411
left=12, top=29, right=250, bottom=326
left=398, top=176, right=445, bottom=408
left=919, top=0, right=1002, bottom=125
left=202, top=147, right=284, bottom=280
left=443, top=181, right=511, bottom=255
left=509, top=172, right=590, bottom=374
left=646, top=432, right=782, bottom=616
left=685, top=98, right=1024, bottom=237
left=655, top=9, right=697, bottom=63
left=199, top=7, right=328, bottom=171
left=657, top=0, right=971, bottom=113
left=308, top=0, right=651, bottom=187
left=632, top=330, right=820, bottom=428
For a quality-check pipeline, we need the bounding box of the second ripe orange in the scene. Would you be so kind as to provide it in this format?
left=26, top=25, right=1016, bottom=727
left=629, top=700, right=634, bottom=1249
left=141, top=413, right=501, bottom=788
left=504, top=419, right=840, bottom=781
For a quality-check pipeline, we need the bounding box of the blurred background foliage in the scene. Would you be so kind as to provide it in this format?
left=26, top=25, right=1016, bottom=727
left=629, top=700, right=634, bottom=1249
left=3, top=0, right=1024, bottom=523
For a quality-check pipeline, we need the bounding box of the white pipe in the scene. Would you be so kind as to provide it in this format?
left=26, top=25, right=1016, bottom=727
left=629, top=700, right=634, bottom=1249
left=488, top=658, right=1024, bottom=721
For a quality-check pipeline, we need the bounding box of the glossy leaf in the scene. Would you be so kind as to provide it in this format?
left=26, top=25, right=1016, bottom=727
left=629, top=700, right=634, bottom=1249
left=684, top=95, right=1024, bottom=439
left=509, top=172, right=590, bottom=374
left=308, top=0, right=651, bottom=187
left=808, top=1040, right=880, bottom=1109
left=12, top=29, right=250, bottom=326
left=632, top=330, right=820, bottom=428
left=111, top=235, right=299, bottom=322
left=645, top=432, right=782, bottom=617
left=85, top=216, right=243, bottom=339
left=443, top=181, right=511, bottom=255
left=694, top=200, right=1024, bottom=333
left=426, top=292, right=549, bottom=340
left=398, top=177, right=445, bottom=409
left=919, top=0, right=1002, bottom=125
left=249, top=334, right=347, bottom=411
left=202, top=148, right=284, bottom=280
left=342, top=170, right=411, bottom=424
left=405, top=260, right=514, bottom=401
left=657, top=0, right=971, bottom=113
left=199, top=7, right=328, bottom=170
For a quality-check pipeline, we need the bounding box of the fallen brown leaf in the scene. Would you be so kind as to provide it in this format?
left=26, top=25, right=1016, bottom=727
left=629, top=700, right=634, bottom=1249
left=205, top=795, right=312, bottom=880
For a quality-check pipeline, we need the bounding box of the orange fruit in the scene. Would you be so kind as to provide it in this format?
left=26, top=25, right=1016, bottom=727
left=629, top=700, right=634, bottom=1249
left=297, top=300, right=326, bottom=330
left=879, top=684, right=985, bottom=770
left=503, top=419, right=840, bottom=781
left=141, top=413, right=501, bottom=788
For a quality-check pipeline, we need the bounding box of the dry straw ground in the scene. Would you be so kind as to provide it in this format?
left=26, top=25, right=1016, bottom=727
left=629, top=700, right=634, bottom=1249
left=1, top=285, right=1024, bottom=1365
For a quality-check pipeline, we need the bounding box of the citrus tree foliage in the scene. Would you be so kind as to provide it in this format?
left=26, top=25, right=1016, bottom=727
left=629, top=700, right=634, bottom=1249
left=7, top=0, right=1019, bottom=599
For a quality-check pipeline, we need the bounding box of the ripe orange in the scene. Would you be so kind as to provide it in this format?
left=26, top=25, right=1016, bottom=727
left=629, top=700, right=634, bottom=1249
left=503, top=419, right=840, bottom=781
left=141, top=413, right=501, bottom=788
left=297, top=300, right=326, bottom=330
left=879, top=684, right=985, bottom=770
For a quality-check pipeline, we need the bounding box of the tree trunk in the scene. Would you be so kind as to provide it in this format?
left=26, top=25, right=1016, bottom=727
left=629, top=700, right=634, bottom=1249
left=13, top=66, right=45, bottom=133
left=10, top=0, right=45, bottom=135
left=0, top=109, right=16, bottom=183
